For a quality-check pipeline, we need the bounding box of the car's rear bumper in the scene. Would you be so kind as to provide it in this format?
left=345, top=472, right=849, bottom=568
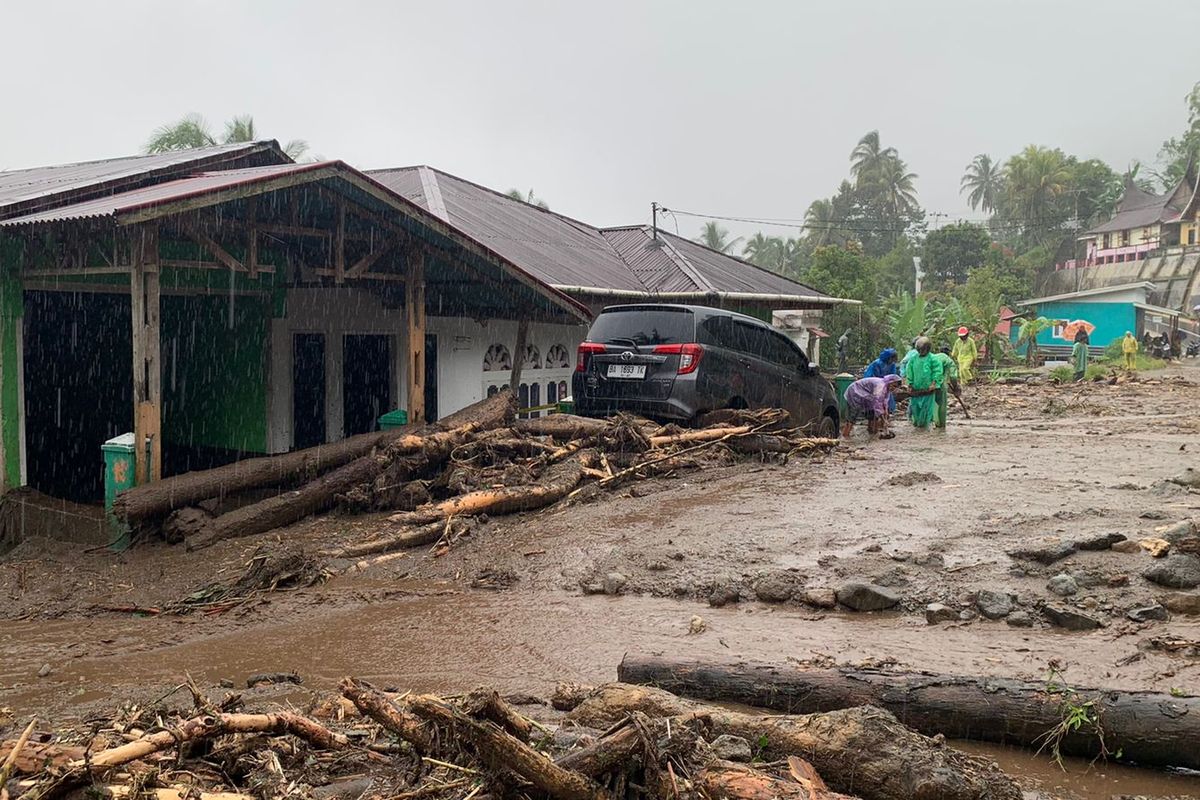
left=572, top=374, right=698, bottom=421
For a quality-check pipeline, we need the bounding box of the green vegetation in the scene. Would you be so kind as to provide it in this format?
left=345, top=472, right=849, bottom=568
left=506, top=188, right=550, bottom=210
left=1049, top=363, right=1109, bottom=383
left=145, top=113, right=308, bottom=160
left=1035, top=667, right=1112, bottom=770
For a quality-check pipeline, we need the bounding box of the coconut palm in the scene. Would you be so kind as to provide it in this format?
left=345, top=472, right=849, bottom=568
left=1003, top=146, right=1072, bottom=225
left=875, top=156, right=919, bottom=220
left=850, top=130, right=897, bottom=187
left=803, top=199, right=837, bottom=247
left=961, top=154, right=1004, bottom=214
left=695, top=221, right=741, bottom=254
left=742, top=233, right=778, bottom=265
left=145, top=113, right=308, bottom=160
left=1015, top=316, right=1054, bottom=365
left=506, top=188, right=550, bottom=210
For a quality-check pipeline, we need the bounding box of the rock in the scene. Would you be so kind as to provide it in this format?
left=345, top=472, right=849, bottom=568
left=37, top=663, right=52, bottom=678
left=1008, top=542, right=1076, bottom=565
left=836, top=582, right=901, bottom=611
left=1073, top=532, right=1126, bottom=551
left=688, top=615, right=706, bottom=635
left=1108, top=574, right=1130, bottom=587
left=1140, top=510, right=1168, bottom=520
left=1080, top=596, right=1099, bottom=610
left=1127, top=604, right=1169, bottom=623
left=1159, top=592, right=1200, bottom=615
left=602, top=572, right=628, bottom=595
left=1169, top=467, right=1200, bottom=488
left=219, top=678, right=235, bottom=689
left=975, top=589, right=1014, bottom=619
left=709, top=734, right=753, bottom=762
left=580, top=581, right=605, bottom=595
left=884, top=471, right=942, bottom=487
left=801, top=587, right=837, bottom=609
left=958, top=609, right=978, bottom=622
left=707, top=584, right=740, bottom=608
left=925, top=603, right=959, bottom=624
left=872, top=567, right=911, bottom=588
left=913, top=552, right=946, bottom=569
left=1047, top=574, right=1078, bottom=597
left=1042, top=605, right=1103, bottom=631
left=1159, top=519, right=1198, bottom=545
left=1139, top=538, right=1172, bottom=558
left=1006, top=611, right=1034, bottom=628
left=1111, top=539, right=1143, bottom=554
left=672, top=581, right=692, bottom=597
left=1142, top=556, right=1200, bottom=589
left=646, top=559, right=670, bottom=572
left=754, top=571, right=800, bottom=603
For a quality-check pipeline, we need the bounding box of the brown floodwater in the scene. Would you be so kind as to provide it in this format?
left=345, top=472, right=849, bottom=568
left=4, top=584, right=1200, bottom=799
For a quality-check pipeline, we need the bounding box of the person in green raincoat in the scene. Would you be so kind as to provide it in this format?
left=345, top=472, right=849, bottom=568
left=932, top=345, right=960, bottom=429
left=904, top=336, right=943, bottom=429
left=1071, top=330, right=1089, bottom=381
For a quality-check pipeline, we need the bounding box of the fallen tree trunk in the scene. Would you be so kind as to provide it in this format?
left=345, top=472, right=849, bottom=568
left=647, top=426, right=750, bottom=448
left=114, top=390, right=515, bottom=528
left=617, top=655, right=1200, bottom=771
left=696, top=759, right=858, bottom=800
left=513, top=415, right=612, bottom=440
left=567, top=683, right=1021, bottom=800
left=339, top=678, right=432, bottom=753
left=388, top=457, right=585, bottom=526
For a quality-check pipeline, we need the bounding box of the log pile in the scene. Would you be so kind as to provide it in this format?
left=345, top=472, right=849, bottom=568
left=0, top=679, right=1022, bottom=800
left=111, top=391, right=838, bottom=552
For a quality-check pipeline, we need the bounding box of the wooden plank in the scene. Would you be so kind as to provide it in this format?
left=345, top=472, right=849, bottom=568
left=313, top=268, right=403, bottom=282
left=347, top=242, right=391, bottom=278
left=333, top=196, right=346, bottom=284
left=160, top=259, right=275, bottom=274
left=510, top=318, right=530, bottom=391
left=130, top=232, right=148, bottom=484
left=184, top=226, right=246, bottom=273
left=145, top=231, right=162, bottom=482
left=246, top=195, right=259, bottom=278
left=405, top=249, right=426, bottom=424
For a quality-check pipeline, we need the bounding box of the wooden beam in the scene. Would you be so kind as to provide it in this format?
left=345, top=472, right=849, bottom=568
left=347, top=242, right=391, bottom=278
left=333, top=196, right=346, bottom=284
left=21, top=266, right=130, bottom=278
left=131, top=225, right=163, bottom=484
left=313, top=268, right=403, bottom=282
left=510, top=318, right=529, bottom=391
left=184, top=226, right=246, bottom=273
left=405, top=250, right=426, bottom=424
left=246, top=195, right=259, bottom=278
left=161, top=259, right=275, bottom=274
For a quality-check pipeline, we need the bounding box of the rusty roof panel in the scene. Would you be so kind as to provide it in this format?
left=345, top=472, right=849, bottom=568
left=0, top=163, right=327, bottom=228
left=0, top=142, right=287, bottom=220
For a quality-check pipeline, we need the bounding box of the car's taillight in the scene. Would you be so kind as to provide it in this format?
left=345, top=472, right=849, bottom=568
left=576, top=342, right=605, bottom=371
left=653, top=343, right=704, bottom=375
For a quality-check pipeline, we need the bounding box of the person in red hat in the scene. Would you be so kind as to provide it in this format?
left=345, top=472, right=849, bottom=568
left=951, top=326, right=977, bottom=383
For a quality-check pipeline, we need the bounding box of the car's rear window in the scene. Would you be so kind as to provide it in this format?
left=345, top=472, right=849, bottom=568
left=587, top=308, right=695, bottom=346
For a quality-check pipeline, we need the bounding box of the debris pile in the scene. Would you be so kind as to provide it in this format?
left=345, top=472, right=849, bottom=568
left=113, top=391, right=838, bottom=553
left=0, top=678, right=1023, bottom=800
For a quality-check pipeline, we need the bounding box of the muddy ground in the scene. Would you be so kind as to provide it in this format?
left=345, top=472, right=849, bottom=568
left=3, top=363, right=1200, bottom=797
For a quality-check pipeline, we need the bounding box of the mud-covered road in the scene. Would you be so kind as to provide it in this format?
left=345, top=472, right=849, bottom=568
left=3, top=365, right=1200, bottom=798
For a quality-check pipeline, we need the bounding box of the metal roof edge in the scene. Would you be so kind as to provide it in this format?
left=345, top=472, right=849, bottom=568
left=1015, top=281, right=1157, bottom=306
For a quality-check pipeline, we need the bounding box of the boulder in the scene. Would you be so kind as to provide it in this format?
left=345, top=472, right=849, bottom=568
left=709, top=734, right=753, bottom=762
left=1142, top=555, right=1200, bottom=589
left=1006, top=610, right=1034, bottom=628
left=1008, top=542, right=1076, bottom=565
left=602, top=572, right=628, bottom=595
left=1169, top=468, right=1200, bottom=488
left=801, top=587, right=837, bottom=609
left=707, top=584, right=740, bottom=608
left=1073, top=532, right=1127, bottom=551
left=1111, top=539, right=1144, bottom=554
left=836, top=582, right=901, bottom=611
left=1127, top=604, right=1169, bottom=623
left=1160, top=519, right=1198, bottom=545
left=753, top=571, right=800, bottom=603
left=1047, top=574, right=1078, bottom=597
left=1159, top=592, right=1200, bottom=615
left=975, top=589, right=1014, bottom=620
left=925, top=602, right=959, bottom=624
left=1042, top=605, right=1103, bottom=631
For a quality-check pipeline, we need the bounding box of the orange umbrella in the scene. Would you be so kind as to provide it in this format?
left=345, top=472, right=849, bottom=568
left=1060, top=319, right=1095, bottom=341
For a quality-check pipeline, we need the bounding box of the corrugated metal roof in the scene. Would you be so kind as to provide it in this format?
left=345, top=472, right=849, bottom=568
left=366, top=166, right=828, bottom=300
left=0, top=163, right=328, bottom=227
left=1086, top=177, right=1191, bottom=235
left=369, top=167, right=647, bottom=292
left=0, top=142, right=287, bottom=219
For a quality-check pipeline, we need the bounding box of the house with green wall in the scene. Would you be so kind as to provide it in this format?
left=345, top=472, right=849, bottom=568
left=1012, top=282, right=1182, bottom=354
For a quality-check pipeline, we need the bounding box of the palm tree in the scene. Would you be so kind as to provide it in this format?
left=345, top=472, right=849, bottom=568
left=506, top=188, right=550, bottom=210
left=850, top=130, right=897, bottom=188
left=1003, top=146, right=1072, bottom=225
left=961, top=154, right=1004, bottom=213
left=145, top=113, right=308, bottom=160
left=1015, top=316, right=1054, bottom=365
left=803, top=199, right=837, bottom=247
left=695, top=221, right=741, bottom=253
left=875, top=156, right=919, bottom=220
left=742, top=233, right=777, bottom=265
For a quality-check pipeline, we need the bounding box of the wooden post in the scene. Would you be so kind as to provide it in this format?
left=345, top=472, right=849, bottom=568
left=405, top=249, right=426, bottom=424
left=333, top=196, right=346, bottom=285
left=246, top=195, right=259, bottom=278
left=510, top=319, right=529, bottom=392
left=131, top=225, right=162, bottom=483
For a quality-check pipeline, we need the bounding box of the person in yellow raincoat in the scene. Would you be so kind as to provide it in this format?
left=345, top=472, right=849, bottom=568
left=951, top=326, right=977, bottom=383
left=1122, top=331, right=1139, bottom=370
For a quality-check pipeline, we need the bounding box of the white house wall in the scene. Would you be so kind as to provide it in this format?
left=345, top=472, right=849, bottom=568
left=267, top=287, right=587, bottom=453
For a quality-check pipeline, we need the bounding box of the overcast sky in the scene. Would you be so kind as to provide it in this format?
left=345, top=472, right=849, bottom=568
left=3, top=0, right=1197, bottom=240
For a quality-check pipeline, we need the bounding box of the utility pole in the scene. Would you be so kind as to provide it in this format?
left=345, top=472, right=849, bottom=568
left=912, top=256, right=923, bottom=295
left=652, top=202, right=659, bottom=240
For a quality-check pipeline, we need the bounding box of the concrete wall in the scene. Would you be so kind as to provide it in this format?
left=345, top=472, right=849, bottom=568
left=266, top=287, right=587, bottom=453
left=1021, top=300, right=1136, bottom=349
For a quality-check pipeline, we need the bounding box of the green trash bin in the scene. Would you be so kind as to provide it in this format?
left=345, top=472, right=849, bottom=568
left=378, top=409, right=409, bottom=430
left=102, top=433, right=137, bottom=551
left=833, top=372, right=855, bottom=423
left=556, top=399, right=574, bottom=415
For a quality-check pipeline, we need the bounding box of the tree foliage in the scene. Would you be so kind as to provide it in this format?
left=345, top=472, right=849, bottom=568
left=145, top=113, right=308, bottom=160
left=922, top=222, right=990, bottom=286
left=506, top=188, right=550, bottom=210
left=694, top=222, right=741, bottom=254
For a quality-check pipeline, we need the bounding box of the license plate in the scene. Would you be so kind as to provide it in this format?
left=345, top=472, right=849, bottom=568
left=607, top=364, right=646, bottom=379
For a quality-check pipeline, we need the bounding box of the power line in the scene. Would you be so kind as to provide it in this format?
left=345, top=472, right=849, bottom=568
left=660, top=206, right=1085, bottom=236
